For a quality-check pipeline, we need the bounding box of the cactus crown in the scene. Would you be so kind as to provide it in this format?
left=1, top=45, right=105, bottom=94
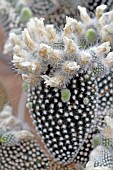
left=11, top=5, right=113, bottom=87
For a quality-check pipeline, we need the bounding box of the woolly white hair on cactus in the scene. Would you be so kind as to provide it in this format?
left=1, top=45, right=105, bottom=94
left=1, top=0, right=85, bottom=56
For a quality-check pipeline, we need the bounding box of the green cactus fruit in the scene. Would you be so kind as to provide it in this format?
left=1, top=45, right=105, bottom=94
left=61, top=88, right=71, bottom=103
left=85, top=28, right=97, bottom=43
left=19, top=7, right=33, bottom=23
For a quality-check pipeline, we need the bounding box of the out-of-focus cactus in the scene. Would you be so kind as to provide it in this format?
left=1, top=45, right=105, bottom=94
left=1, top=0, right=82, bottom=55
left=86, top=115, right=113, bottom=170
left=84, top=0, right=113, bottom=17
left=0, top=105, right=51, bottom=170
left=98, top=115, right=113, bottom=150
left=1, top=0, right=113, bottom=56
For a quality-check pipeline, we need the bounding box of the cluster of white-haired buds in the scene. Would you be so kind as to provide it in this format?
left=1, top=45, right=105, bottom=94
left=2, top=0, right=83, bottom=55
left=11, top=5, right=113, bottom=87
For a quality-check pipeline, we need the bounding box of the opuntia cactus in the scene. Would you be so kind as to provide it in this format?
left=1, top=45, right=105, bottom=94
left=10, top=4, right=113, bottom=167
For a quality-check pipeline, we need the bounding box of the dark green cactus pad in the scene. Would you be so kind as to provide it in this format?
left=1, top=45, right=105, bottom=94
left=28, top=70, right=98, bottom=164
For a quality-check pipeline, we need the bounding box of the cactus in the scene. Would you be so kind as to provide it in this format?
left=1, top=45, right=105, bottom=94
left=0, top=1, right=12, bottom=42
left=85, top=0, right=113, bottom=17
left=2, top=0, right=113, bottom=55
left=91, top=146, right=113, bottom=169
left=87, top=115, right=113, bottom=170
left=99, top=115, right=113, bottom=150
left=10, top=4, right=113, bottom=167
left=0, top=105, right=51, bottom=170
left=1, top=0, right=82, bottom=55
left=0, top=105, right=79, bottom=169
left=1, top=0, right=113, bottom=169
left=1, top=0, right=113, bottom=53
